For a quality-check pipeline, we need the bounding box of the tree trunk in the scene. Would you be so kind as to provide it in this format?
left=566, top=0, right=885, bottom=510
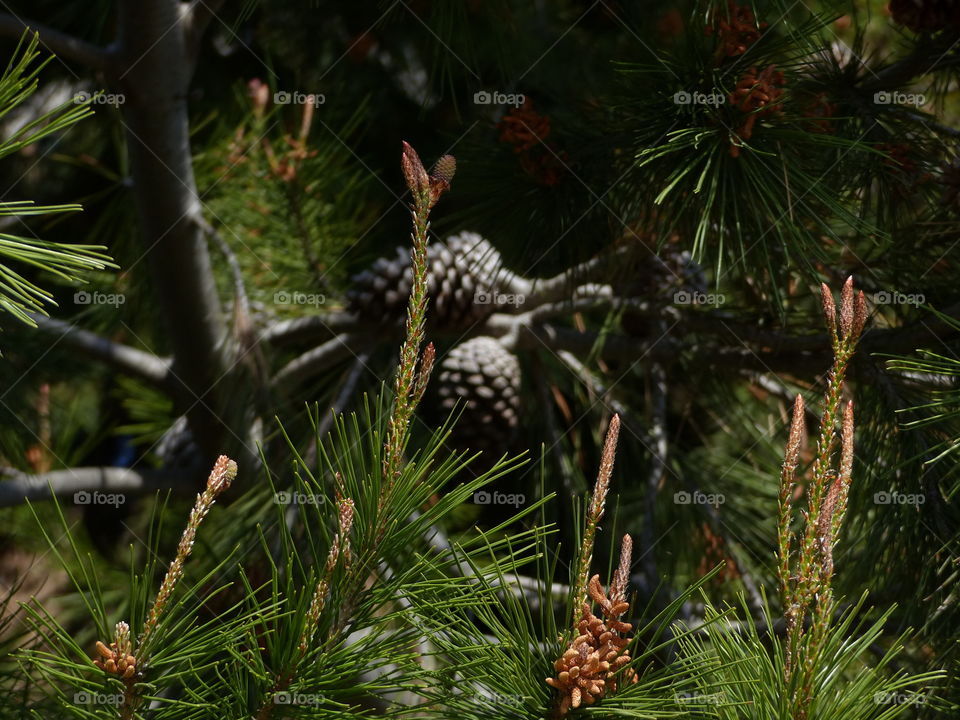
left=114, top=0, right=231, bottom=463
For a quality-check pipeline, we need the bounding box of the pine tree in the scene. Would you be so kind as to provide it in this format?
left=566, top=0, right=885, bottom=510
left=0, top=1, right=958, bottom=718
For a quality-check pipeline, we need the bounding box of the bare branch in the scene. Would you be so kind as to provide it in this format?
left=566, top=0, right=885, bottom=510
left=511, top=250, right=625, bottom=309
left=272, top=333, right=371, bottom=389
left=0, top=14, right=111, bottom=71
left=0, top=465, right=200, bottom=508
left=260, top=312, right=368, bottom=347
left=32, top=315, right=174, bottom=393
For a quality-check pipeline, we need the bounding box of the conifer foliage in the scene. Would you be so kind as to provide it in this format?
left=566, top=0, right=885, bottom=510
left=0, top=1, right=959, bottom=719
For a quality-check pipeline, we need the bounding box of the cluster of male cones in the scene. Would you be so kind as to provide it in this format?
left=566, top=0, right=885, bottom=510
left=546, top=535, right=637, bottom=715
left=93, top=622, right=136, bottom=680
left=546, top=415, right=638, bottom=716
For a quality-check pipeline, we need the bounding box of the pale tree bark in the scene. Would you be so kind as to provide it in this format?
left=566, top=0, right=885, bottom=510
left=113, top=0, right=240, bottom=466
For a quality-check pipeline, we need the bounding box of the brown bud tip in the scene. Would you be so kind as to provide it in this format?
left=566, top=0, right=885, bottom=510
left=248, top=78, right=269, bottom=113
left=852, top=290, right=867, bottom=340
left=95, top=640, right=112, bottom=659
left=207, top=455, right=237, bottom=494
left=122, top=664, right=135, bottom=679
left=401, top=141, right=429, bottom=195
left=820, top=283, right=836, bottom=331
left=839, top=276, right=855, bottom=338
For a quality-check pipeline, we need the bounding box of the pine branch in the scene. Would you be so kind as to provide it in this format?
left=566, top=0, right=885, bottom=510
left=271, top=332, right=371, bottom=389
left=260, top=311, right=365, bottom=347
left=574, top=414, right=620, bottom=614
left=379, top=143, right=454, bottom=504
left=0, top=14, right=111, bottom=70
left=30, top=315, right=174, bottom=393
left=113, top=456, right=236, bottom=718
left=778, top=278, right=867, bottom=719
left=0, top=465, right=201, bottom=508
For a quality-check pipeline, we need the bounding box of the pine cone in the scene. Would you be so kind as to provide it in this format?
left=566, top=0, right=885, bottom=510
left=347, top=232, right=514, bottom=331
left=433, top=336, right=522, bottom=455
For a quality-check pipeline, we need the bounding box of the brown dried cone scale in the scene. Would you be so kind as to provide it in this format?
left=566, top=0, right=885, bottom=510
left=433, top=336, right=522, bottom=455
left=546, top=535, right=637, bottom=716
left=347, top=232, right=518, bottom=331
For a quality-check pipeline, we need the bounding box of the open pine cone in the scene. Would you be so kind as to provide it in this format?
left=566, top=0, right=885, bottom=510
left=347, top=232, right=517, bottom=331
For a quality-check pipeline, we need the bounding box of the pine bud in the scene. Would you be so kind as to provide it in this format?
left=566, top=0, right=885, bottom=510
left=207, top=455, right=237, bottom=495
left=401, top=141, right=430, bottom=197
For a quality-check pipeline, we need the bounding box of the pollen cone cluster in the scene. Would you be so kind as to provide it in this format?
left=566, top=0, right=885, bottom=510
left=546, top=535, right=636, bottom=716
left=93, top=621, right=137, bottom=680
